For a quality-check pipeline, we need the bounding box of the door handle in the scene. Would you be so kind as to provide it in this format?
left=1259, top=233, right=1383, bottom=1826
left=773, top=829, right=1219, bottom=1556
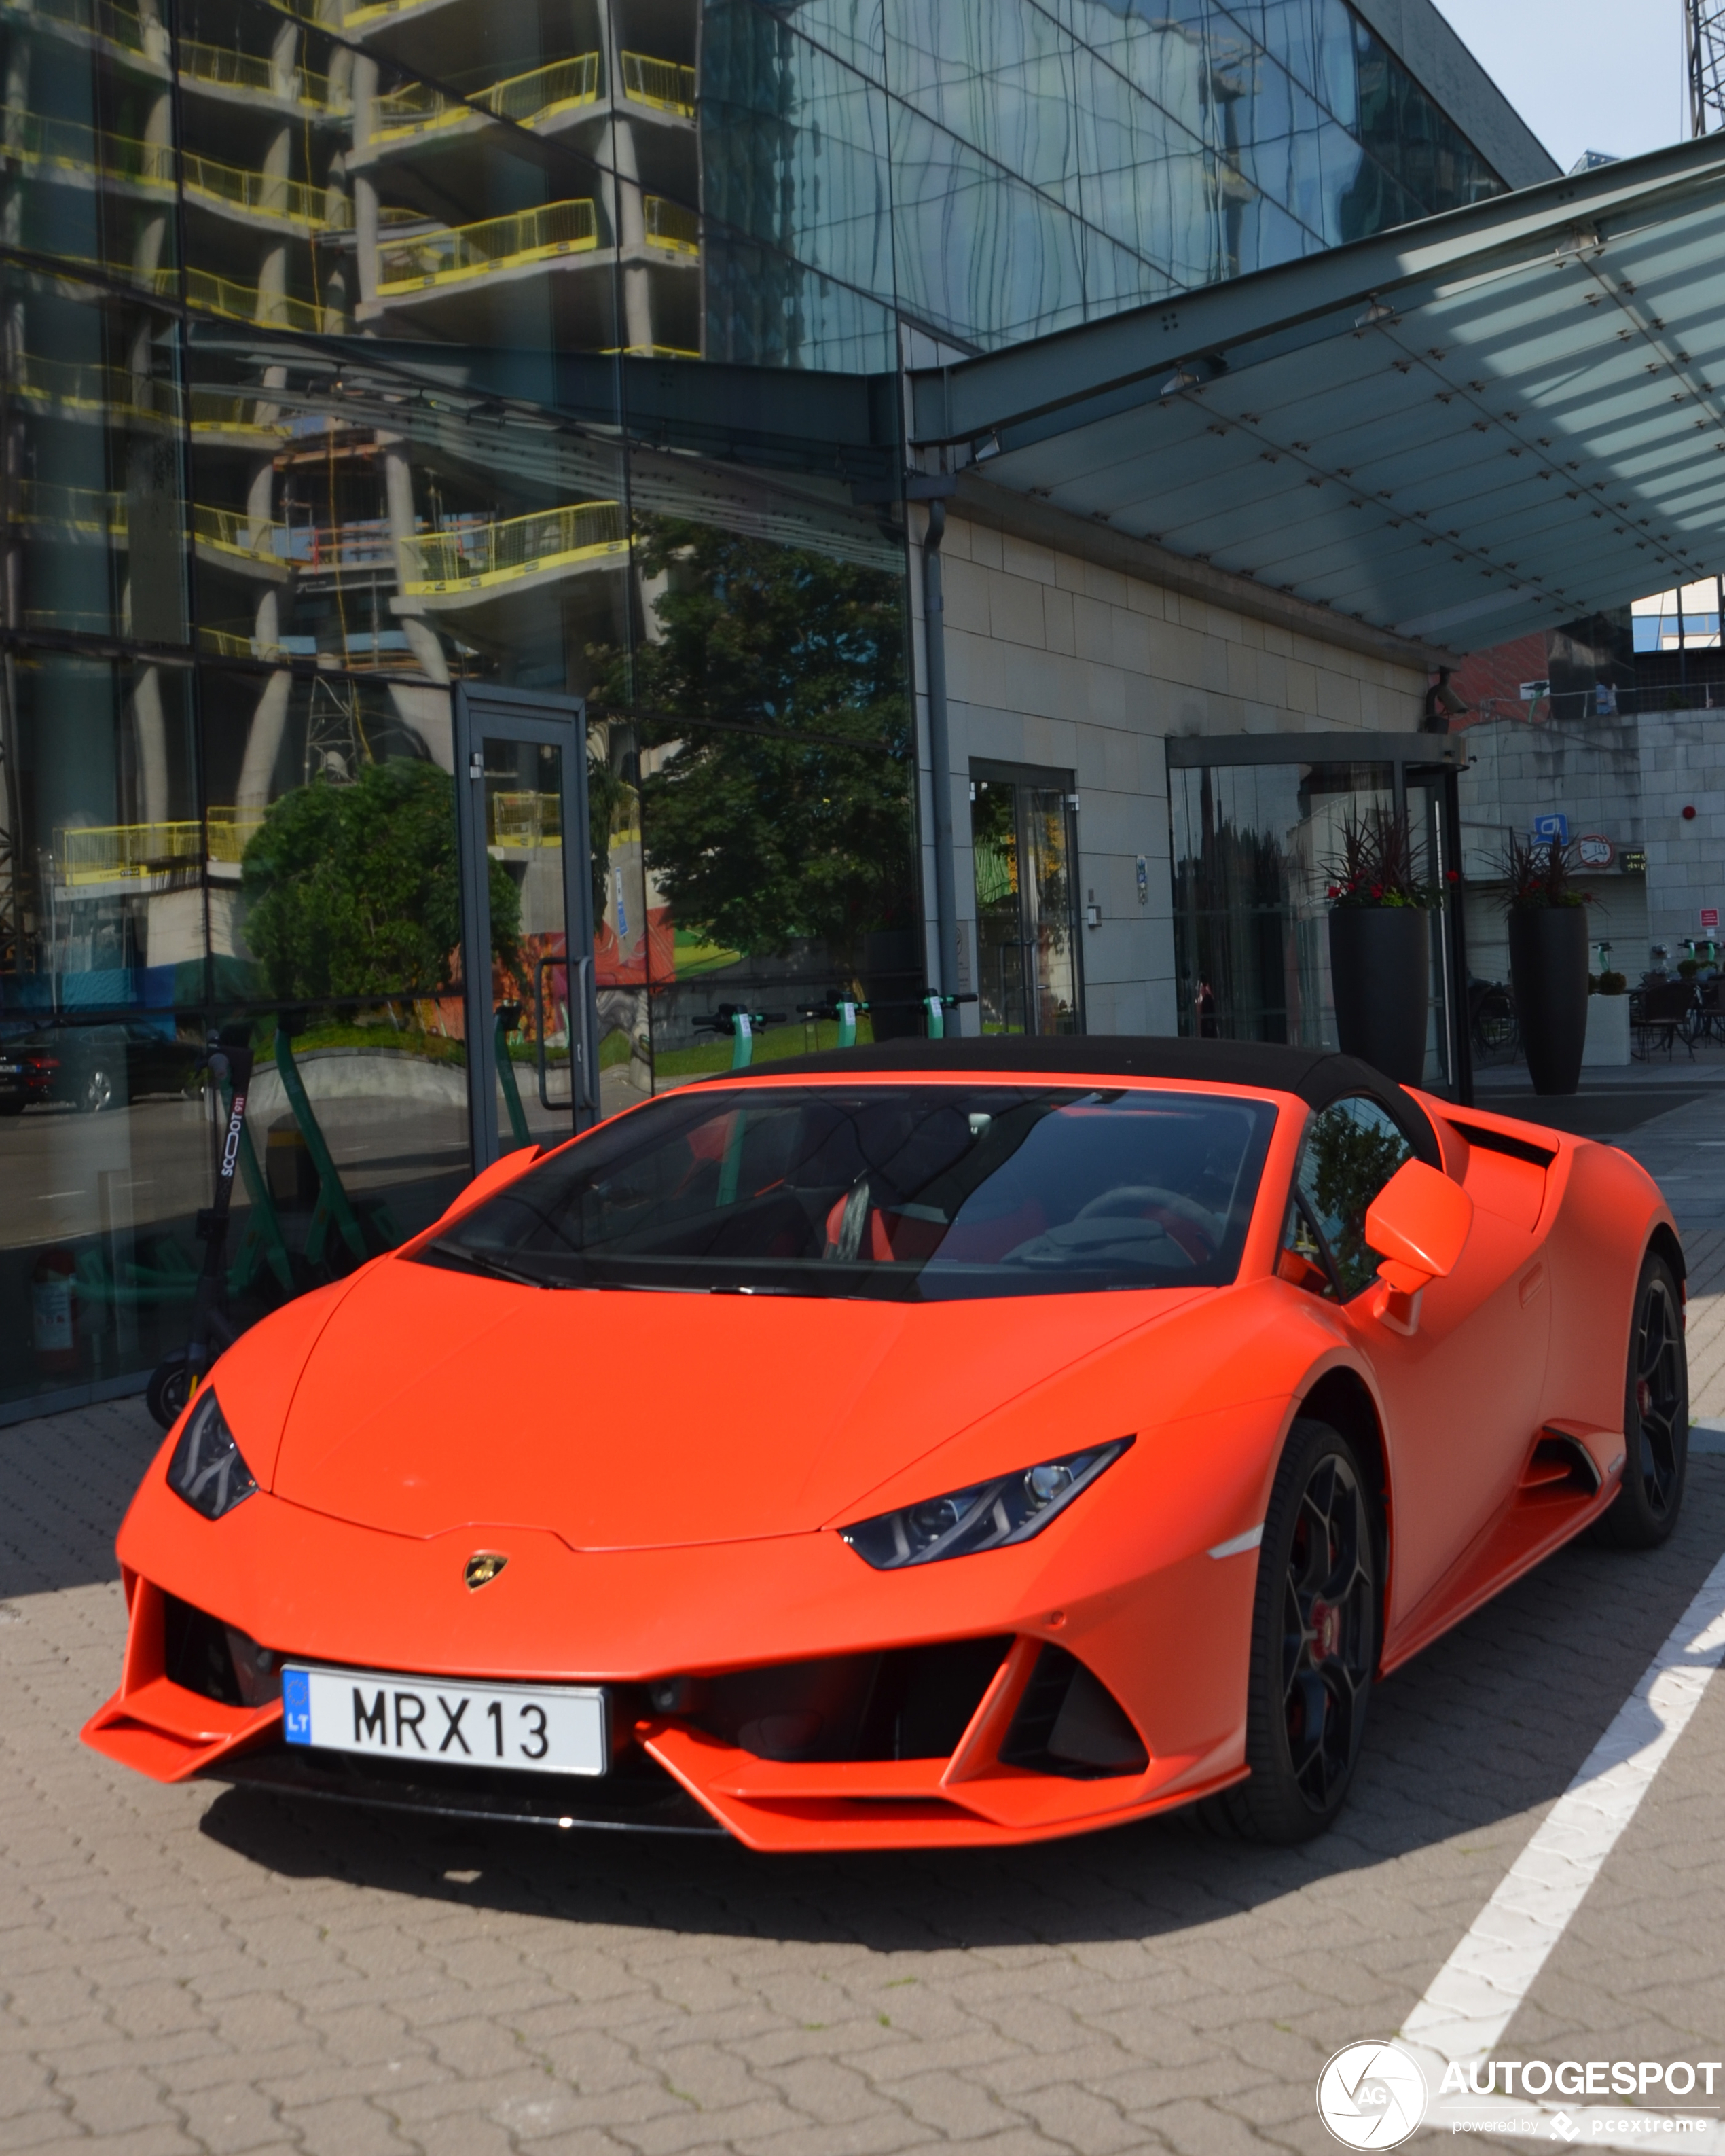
left=572, top=955, right=596, bottom=1109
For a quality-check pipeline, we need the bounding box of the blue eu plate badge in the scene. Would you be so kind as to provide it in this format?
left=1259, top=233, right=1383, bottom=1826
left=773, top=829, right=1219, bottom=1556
left=282, top=1667, right=312, bottom=1745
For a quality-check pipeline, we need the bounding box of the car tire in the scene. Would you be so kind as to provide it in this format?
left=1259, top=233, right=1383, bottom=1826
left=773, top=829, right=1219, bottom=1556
left=81, top=1064, right=115, bottom=1113
left=1593, top=1252, right=1688, bottom=1551
left=1203, top=1417, right=1379, bottom=1844
left=146, top=1352, right=198, bottom=1431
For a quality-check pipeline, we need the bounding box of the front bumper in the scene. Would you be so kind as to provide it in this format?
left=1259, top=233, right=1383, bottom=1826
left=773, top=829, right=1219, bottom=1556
left=85, top=1472, right=1258, bottom=1852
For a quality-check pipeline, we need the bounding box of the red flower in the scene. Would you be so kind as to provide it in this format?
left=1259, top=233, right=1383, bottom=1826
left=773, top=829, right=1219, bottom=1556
left=1370, top=883, right=1384, bottom=898
left=1446, top=868, right=1460, bottom=883
left=1327, top=884, right=1339, bottom=898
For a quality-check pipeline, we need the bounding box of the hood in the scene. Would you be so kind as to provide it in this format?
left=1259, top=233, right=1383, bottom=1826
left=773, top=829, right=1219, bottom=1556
left=266, top=1256, right=1207, bottom=1549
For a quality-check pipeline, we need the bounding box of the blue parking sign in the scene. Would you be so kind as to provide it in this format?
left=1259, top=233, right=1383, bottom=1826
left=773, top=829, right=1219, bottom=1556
left=1532, top=814, right=1569, bottom=846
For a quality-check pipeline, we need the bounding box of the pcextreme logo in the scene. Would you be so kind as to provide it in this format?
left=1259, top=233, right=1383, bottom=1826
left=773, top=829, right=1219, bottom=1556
left=1318, top=2041, right=1430, bottom=2149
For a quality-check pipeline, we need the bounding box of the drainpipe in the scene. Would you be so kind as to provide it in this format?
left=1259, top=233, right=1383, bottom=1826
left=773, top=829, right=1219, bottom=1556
left=923, top=496, right=957, bottom=998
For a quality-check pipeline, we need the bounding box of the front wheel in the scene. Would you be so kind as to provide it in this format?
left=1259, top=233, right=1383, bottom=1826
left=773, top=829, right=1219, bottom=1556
left=1205, top=1418, right=1379, bottom=1843
left=81, top=1064, right=116, bottom=1113
left=1593, top=1253, right=1688, bottom=1550
left=146, top=1352, right=198, bottom=1431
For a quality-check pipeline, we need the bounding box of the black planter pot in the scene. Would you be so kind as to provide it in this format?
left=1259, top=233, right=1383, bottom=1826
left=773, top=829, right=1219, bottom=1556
left=1328, top=905, right=1430, bottom=1083
left=860, top=929, right=924, bottom=1040
left=1509, top=904, right=1590, bottom=1096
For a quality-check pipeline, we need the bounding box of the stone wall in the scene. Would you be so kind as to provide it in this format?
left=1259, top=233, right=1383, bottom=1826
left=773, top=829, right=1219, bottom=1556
left=914, top=505, right=1431, bottom=1036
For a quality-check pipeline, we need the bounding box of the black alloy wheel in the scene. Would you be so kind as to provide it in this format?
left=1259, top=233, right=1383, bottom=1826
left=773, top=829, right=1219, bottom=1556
left=1204, top=1418, right=1379, bottom=1843
left=1594, top=1253, right=1688, bottom=1550
left=81, top=1063, right=115, bottom=1113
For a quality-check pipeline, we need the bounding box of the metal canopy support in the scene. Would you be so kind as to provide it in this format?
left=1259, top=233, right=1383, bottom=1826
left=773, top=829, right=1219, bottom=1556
left=908, top=136, right=1725, bottom=654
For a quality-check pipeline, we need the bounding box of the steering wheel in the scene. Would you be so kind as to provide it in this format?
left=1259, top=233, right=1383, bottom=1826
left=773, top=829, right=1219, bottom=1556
left=1074, top=1185, right=1221, bottom=1263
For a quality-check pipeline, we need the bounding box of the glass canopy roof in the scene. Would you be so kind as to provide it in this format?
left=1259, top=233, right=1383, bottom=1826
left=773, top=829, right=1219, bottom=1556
left=907, top=133, right=1725, bottom=652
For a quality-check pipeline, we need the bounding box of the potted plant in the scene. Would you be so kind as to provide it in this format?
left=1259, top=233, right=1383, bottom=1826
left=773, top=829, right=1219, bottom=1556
left=1323, top=808, right=1442, bottom=1083
left=1504, top=832, right=1591, bottom=1094
left=1584, top=948, right=1629, bottom=1068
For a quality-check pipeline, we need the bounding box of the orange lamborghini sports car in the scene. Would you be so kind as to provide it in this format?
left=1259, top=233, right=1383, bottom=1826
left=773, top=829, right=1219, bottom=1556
left=86, top=1039, right=1689, bottom=1850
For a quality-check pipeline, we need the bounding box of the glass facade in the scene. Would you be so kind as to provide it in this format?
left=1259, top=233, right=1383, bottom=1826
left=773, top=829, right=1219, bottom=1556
left=1, top=0, right=1503, bottom=1413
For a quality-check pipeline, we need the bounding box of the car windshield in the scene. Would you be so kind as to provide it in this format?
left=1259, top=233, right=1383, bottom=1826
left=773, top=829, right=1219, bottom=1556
left=419, top=1084, right=1277, bottom=1299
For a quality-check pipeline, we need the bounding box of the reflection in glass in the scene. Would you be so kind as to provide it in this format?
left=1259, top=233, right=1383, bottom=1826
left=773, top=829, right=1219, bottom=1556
left=429, top=1083, right=1277, bottom=1299
left=971, top=769, right=1081, bottom=1037
left=1169, top=761, right=1396, bottom=1046
left=587, top=502, right=918, bottom=1083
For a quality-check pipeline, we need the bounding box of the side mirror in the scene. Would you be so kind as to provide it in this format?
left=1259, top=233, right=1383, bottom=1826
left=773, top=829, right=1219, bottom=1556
left=1364, top=1159, right=1472, bottom=1332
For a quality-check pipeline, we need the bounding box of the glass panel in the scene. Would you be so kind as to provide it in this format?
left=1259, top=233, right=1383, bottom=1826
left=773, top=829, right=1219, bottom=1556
left=1169, top=760, right=1395, bottom=1044
left=972, top=774, right=1081, bottom=1037
left=593, top=478, right=918, bottom=1088
left=973, top=777, right=1024, bottom=1035
left=2, top=268, right=187, bottom=644
left=0, top=650, right=202, bottom=1409
left=0, top=0, right=177, bottom=293
left=425, top=1082, right=1279, bottom=1299
left=1023, top=785, right=1079, bottom=1035
left=201, top=665, right=471, bottom=1287
left=479, top=731, right=573, bottom=1150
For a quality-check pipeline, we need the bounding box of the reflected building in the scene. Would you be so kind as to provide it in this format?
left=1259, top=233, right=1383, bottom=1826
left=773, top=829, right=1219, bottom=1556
left=0, top=0, right=1552, bottom=1412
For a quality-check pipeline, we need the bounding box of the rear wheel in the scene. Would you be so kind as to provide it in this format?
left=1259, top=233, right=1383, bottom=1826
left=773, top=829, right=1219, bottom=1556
left=1593, top=1253, right=1688, bottom=1550
left=81, top=1063, right=115, bottom=1113
left=1205, top=1418, right=1379, bottom=1843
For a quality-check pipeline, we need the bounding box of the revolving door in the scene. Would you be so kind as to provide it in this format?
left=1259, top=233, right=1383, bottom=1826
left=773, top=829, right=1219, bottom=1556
left=1167, top=733, right=1472, bottom=1102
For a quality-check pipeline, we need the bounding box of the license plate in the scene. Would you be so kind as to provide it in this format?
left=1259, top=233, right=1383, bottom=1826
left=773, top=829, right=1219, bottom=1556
left=281, top=1665, right=607, bottom=1776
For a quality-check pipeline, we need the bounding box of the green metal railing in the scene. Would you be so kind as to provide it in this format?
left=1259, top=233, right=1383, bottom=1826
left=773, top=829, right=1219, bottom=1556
left=400, top=499, right=628, bottom=594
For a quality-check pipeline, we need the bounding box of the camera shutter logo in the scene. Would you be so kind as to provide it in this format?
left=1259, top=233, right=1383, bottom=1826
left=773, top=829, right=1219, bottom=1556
left=1316, top=2041, right=1428, bottom=2149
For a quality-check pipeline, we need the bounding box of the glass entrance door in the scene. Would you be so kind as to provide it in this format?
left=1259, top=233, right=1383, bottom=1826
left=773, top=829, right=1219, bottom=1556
left=970, top=761, right=1083, bottom=1035
left=455, top=687, right=598, bottom=1169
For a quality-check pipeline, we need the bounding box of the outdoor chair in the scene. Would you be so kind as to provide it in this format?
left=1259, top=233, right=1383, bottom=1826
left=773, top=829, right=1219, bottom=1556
left=1631, top=982, right=1696, bottom=1060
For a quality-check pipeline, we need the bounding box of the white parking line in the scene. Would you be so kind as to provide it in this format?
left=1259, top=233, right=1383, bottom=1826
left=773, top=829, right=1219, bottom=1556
left=1401, top=1547, right=1725, bottom=2072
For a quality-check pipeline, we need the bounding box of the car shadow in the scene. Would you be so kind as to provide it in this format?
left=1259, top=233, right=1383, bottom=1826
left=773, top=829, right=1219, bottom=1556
left=195, top=1462, right=1725, bottom=1946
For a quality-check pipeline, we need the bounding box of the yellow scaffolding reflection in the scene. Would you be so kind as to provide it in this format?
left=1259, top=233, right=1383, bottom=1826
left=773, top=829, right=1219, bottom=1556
left=177, top=37, right=350, bottom=115
left=400, top=499, right=628, bottom=594
left=183, top=151, right=350, bottom=232
left=14, top=481, right=130, bottom=538
left=621, top=52, right=695, bottom=116
left=1, top=106, right=174, bottom=190
left=188, top=389, right=297, bottom=439
left=488, top=791, right=562, bottom=849
left=371, top=52, right=600, bottom=141
left=206, top=806, right=268, bottom=862
left=376, top=198, right=596, bottom=294
left=55, top=821, right=202, bottom=886
left=8, top=353, right=179, bottom=427
left=187, top=267, right=340, bottom=334
left=643, top=195, right=699, bottom=255
left=0, top=0, right=169, bottom=71
left=193, top=504, right=292, bottom=563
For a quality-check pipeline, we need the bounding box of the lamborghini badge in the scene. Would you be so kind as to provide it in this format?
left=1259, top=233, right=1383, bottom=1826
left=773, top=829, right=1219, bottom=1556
left=463, top=1552, right=508, bottom=1591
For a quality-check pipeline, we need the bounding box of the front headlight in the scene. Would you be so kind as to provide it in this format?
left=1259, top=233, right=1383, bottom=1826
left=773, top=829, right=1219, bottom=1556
left=841, top=1437, right=1132, bottom=1570
left=166, top=1389, right=258, bottom=1520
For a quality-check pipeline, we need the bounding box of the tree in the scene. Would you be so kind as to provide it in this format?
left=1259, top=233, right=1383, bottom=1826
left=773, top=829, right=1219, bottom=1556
left=241, top=758, right=520, bottom=1002
left=588, top=518, right=915, bottom=966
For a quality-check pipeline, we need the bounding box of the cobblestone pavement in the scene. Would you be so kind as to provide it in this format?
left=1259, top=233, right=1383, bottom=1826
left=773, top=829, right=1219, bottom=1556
left=3, top=1386, right=1723, bottom=2156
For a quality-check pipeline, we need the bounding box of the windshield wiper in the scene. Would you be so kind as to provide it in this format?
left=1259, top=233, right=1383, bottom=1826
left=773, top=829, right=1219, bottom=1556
left=426, top=1238, right=562, bottom=1289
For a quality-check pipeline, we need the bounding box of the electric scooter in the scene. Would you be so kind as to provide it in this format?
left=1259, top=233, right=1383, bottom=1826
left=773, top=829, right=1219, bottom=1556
left=144, top=1036, right=255, bottom=1429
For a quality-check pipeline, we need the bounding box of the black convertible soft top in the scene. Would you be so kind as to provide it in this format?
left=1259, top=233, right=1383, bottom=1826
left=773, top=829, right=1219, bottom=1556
left=715, top=1035, right=1440, bottom=1162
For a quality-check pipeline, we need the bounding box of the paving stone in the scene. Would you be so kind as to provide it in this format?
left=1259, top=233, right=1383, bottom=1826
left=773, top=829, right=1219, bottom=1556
left=4, top=1380, right=1724, bottom=2156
